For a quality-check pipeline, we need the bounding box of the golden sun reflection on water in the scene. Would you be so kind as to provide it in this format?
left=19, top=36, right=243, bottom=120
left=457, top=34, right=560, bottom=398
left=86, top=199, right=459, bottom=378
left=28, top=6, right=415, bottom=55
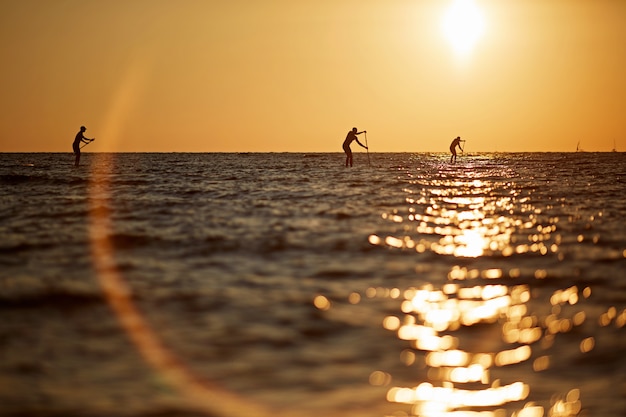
left=374, top=176, right=560, bottom=259
left=375, top=281, right=591, bottom=417
left=361, top=172, right=597, bottom=416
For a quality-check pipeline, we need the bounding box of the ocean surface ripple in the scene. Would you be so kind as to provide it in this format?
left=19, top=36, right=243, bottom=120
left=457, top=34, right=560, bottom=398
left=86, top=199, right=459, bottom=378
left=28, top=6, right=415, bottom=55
left=0, top=152, right=625, bottom=417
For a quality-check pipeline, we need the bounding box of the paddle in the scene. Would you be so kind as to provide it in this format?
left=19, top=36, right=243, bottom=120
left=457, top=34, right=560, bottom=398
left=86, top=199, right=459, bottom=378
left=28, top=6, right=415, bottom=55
left=364, top=132, right=371, bottom=166
left=80, top=138, right=95, bottom=149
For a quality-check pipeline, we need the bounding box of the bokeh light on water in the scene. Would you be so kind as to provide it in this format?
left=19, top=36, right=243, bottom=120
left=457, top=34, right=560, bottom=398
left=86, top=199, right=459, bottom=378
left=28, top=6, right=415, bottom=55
left=353, top=158, right=624, bottom=416
left=379, top=281, right=589, bottom=416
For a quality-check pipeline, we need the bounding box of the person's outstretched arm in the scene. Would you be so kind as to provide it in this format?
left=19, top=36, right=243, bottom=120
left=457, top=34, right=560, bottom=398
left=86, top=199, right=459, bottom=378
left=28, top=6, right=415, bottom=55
left=356, top=131, right=367, bottom=148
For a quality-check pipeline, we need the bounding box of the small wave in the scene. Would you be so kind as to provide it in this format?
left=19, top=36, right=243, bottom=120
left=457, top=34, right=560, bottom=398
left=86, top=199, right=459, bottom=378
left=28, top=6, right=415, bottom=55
left=0, top=288, right=103, bottom=309
left=0, top=241, right=56, bottom=254
left=313, top=268, right=359, bottom=279
left=109, top=232, right=156, bottom=249
left=332, top=211, right=355, bottom=220
left=0, top=174, right=34, bottom=184
left=0, top=173, right=89, bottom=187
left=110, top=179, right=152, bottom=186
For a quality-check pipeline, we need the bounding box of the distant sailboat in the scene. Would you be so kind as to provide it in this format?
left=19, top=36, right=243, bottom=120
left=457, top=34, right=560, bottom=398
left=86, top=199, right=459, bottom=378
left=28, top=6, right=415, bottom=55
left=576, top=141, right=584, bottom=152
left=612, top=139, right=617, bottom=152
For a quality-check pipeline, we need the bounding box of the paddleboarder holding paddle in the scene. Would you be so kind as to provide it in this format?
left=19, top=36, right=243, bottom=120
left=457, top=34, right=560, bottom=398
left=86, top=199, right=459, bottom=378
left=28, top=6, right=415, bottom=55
left=449, top=136, right=465, bottom=163
left=343, top=127, right=368, bottom=167
left=73, top=126, right=95, bottom=167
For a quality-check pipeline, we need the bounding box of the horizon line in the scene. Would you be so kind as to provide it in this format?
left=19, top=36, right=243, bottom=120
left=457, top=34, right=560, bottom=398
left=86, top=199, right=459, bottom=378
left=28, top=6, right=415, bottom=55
left=0, top=150, right=622, bottom=154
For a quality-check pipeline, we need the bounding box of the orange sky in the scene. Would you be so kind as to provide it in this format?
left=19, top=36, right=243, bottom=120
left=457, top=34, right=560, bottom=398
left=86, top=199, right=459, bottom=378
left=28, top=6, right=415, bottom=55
left=0, top=0, right=624, bottom=152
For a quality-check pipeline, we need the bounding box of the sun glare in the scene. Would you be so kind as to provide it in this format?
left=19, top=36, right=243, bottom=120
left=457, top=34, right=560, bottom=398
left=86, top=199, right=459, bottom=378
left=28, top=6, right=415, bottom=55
left=441, top=0, right=486, bottom=57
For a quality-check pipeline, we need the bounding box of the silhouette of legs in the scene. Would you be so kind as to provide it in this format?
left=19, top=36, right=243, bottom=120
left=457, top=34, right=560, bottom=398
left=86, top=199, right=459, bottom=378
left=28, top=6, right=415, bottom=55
left=73, top=144, right=81, bottom=167
left=344, top=145, right=353, bottom=167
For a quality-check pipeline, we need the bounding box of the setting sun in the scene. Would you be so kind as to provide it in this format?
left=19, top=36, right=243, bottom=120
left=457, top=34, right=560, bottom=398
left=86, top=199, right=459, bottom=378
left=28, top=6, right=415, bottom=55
left=441, top=0, right=486, bottom=57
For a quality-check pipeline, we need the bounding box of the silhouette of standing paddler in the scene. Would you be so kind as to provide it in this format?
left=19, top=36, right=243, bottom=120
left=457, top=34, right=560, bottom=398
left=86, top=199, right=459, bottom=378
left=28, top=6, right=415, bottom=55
left=343, top=127, right=368, bottom=167
left=73, top=126, right=94, bottom=167
left=449, top=136, right=464, bottom=163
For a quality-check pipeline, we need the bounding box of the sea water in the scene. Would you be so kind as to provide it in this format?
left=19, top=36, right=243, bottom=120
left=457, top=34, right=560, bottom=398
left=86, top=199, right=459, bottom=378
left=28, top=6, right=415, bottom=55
left=0, top=152, right=624, bottom=417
